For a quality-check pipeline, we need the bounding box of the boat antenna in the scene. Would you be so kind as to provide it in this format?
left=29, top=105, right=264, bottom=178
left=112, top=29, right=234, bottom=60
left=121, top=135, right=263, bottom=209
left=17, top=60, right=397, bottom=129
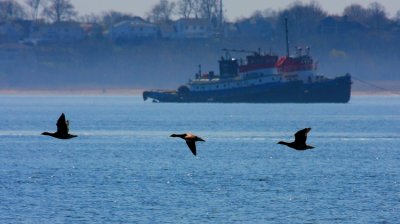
left=285, top=17, right=290, bottom=57
left=198, top=64, right=202, bottom=76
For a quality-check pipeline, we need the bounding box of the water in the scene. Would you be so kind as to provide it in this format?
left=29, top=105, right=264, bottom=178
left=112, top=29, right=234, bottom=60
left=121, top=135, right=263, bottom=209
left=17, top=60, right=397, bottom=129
left=0, top=95, right=399, bottom=223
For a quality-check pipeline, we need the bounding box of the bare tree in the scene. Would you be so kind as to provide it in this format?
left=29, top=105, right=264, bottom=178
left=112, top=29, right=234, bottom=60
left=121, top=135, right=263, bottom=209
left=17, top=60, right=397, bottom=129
left=0, top=0, right=26, bottom=21
left=175, top=0, right=223, bottom=21
left=177, top=0, right=195, bottom=18
left=262, top=8, right=278, bottom=18
left=344, top=2, right=388, bottom=29
left=197, top=0, right=219, bottom=20
left=78, top=13, right=101, bottom=24
left=395, top=10, right=400, bottom=23
left=278, top=1, right=326, bottom=38
left=367, top=2, right=388, bottom=30
left=25, top=0, right=41, bottom=21
left=101, top=11, right=136, bottom=28
left=343, top=4, right=369, bottom=23
left=147, top=0, right=176, bottom=23
left=42, top=0, right=77, bottom=22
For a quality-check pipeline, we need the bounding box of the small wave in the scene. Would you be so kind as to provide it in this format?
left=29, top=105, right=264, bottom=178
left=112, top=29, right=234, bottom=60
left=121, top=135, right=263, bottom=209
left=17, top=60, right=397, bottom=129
left=234, top=137, right=266, bottom=141
left=0, top=131, right=40, bottom=136
left=1, top=130, right=398, bottom=141
left=316, top=135, right=400, bottom=141
left=0, top=130, right=172, bottom=137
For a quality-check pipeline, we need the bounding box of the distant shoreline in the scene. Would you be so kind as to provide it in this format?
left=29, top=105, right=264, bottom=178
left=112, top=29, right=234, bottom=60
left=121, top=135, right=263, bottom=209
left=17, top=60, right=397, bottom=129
left=0, top=88, right=145, bottom=96
left=351, top=91, right=400, bottom=96
left=0, top=88, right=399, bottom=96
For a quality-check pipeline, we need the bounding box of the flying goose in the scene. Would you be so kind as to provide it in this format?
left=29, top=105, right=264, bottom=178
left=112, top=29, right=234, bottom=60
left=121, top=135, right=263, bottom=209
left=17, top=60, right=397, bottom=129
left=278, top=128, right=314, bottom=150
left=42, top=113, right=77, bottom=139
left=170, top=133, right=205, bottom=156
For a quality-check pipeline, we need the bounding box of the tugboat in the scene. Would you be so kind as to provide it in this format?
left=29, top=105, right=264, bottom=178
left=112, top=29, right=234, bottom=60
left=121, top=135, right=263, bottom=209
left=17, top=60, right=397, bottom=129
left=143, top=19, right=351, bottom=103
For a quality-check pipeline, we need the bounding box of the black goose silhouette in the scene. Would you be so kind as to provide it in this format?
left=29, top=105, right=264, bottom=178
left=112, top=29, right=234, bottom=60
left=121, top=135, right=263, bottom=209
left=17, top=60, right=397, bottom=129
left=42, top=113, right=77, bottom=139
left=170, top=133, right=205, bottom=156
left=278, top=128, right=314, bottom=150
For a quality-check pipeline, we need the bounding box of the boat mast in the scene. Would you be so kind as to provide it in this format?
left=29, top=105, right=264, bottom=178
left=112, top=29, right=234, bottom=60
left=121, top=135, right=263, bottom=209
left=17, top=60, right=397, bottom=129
left=285, top=17, right=289, bottom=57
left=198, top=64, right=202, bottom=76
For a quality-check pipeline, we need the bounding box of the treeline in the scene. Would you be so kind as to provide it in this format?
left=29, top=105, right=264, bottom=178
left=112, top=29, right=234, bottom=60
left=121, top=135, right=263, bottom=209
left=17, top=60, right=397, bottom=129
left=1, top=0, right=399, bottom=30
left=1, top=0, right=223, bottom=25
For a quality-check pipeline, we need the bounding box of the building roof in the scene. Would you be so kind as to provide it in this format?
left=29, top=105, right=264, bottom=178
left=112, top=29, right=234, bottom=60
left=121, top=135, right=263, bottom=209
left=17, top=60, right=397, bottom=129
left=175, top=18, right=211, bottom=26
left=114, top=17, right=156, bottom=28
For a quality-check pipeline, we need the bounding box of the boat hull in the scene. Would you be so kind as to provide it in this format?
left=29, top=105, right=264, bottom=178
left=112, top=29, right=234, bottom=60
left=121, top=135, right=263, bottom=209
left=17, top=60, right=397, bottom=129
left=143, top=74, right=351, bottom=103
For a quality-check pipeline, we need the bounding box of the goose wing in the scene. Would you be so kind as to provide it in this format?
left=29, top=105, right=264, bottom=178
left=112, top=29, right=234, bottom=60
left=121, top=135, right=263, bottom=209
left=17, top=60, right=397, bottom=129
left=56, top=113, right=69, bottom=134
left=185, top=140, right=197, bottom=156
left=294, top=128, right=311, bottom=145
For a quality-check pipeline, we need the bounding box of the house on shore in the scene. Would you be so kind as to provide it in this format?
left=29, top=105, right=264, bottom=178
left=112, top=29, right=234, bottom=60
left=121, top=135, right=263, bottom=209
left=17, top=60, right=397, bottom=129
left=108, top=17, right=158, bottom=42
left=174, top=18, right=214, bottom=39
left=159, top=23, right=176, bottom=39
left=318, top=16, right=368, bottom=34
left=0, top=20, right=32, bottom=43
left=235, top=17, right=273, bottom=38
left=27, top=21, right=85, bottom=44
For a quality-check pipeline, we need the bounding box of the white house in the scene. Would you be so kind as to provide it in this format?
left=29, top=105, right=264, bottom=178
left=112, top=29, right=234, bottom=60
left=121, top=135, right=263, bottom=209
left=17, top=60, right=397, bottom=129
left=108, top=17, right=158, bottom=42
left=159, top=23, right=176, bottom=39
left=0, top=20, right=31, bottom=43
left=28, top=22, right=85, bottom=43
left=174, top=18, right=213, bottom=39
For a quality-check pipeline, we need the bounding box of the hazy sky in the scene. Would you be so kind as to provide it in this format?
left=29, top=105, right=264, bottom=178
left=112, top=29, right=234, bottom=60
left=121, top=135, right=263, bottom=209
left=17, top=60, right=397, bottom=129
left=18, top=0, right=400, bottom=20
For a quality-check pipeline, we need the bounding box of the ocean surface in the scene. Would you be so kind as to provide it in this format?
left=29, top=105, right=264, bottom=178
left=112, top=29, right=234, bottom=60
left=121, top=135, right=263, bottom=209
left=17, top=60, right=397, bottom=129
left=0, top=95, right=399, bottom=223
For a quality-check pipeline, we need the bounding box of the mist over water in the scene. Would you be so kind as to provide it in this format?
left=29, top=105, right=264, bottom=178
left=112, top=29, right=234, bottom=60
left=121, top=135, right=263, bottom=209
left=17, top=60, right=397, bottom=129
left=0, top=95, right=399, bottom=223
